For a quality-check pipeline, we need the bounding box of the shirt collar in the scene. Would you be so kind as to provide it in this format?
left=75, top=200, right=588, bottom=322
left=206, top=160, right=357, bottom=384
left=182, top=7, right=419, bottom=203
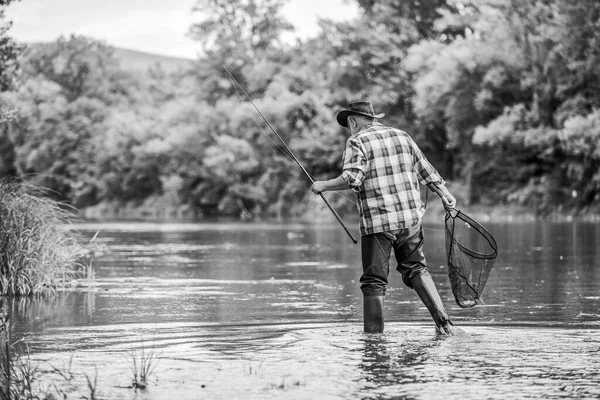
left=357, top=121, right=383, bottom=134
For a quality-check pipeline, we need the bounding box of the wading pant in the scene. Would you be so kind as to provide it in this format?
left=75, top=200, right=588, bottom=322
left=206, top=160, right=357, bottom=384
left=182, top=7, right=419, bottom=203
left=360, top=222, right=428, bottom=297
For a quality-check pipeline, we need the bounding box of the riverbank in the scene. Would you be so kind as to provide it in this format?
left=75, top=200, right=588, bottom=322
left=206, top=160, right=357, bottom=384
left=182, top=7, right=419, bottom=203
left=78, top=197, right=600, bottom=224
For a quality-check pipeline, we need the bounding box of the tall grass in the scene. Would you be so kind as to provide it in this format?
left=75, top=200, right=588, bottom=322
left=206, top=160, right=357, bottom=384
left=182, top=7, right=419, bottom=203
left=0, top=181, right=88, bottom=296
left=1, top=312, right=38, bottom=400
left=1, top=312, right=100, bottom=400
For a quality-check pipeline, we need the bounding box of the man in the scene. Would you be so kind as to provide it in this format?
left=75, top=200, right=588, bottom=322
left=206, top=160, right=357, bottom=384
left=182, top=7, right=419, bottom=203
left=311, top=101, right=456, bottom=335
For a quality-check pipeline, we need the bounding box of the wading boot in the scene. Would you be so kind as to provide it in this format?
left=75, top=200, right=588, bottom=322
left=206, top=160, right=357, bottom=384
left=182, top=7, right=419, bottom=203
left=411, top=272, right=456, bottom=336
left=363, top=295, right=385, bottom=333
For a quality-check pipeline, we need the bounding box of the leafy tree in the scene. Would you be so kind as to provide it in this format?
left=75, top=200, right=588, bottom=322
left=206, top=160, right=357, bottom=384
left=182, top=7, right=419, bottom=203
left=2, top=77, right=108, bottom=202
left=188, top=0, right=293, bottom=102
left=2, top=36, right=131, bottom=202
left=467, top=0, right=600, bottom=210
left=22, top=35, right=121, bottom=103
left=323, top=0, right=467, bottom=124
left=0, top=0, right=22, bottom=94
left=0, top=0, right=23, bottom=132
left=356, top=0, right=465, bottom=40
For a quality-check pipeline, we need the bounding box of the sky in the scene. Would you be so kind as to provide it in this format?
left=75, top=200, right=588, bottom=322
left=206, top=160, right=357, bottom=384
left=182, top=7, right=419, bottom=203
left=4, top=0, right=359, bottom=59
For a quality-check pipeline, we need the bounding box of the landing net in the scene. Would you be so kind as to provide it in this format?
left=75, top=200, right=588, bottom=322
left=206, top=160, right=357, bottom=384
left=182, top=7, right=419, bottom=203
left=445, top=210, right=497, bottom=308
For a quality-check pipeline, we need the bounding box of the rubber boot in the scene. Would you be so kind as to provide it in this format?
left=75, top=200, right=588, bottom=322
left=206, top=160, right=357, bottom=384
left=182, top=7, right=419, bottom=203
left=411, top=272, right=456, bottom=335
left=363, top=295, right=385, bottom=333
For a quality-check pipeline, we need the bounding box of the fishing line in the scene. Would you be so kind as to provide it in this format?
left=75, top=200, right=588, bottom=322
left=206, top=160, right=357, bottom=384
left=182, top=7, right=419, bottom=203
left=223, top=74, right=361, bottom=208
left=222, top=66, right=358, bottom=244
left=224, top=76, right=296, bottom=162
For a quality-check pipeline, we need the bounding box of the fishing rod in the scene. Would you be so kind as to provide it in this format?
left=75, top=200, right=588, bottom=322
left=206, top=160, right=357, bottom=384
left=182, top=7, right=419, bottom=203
left=223, top=66, right=358, bottom=244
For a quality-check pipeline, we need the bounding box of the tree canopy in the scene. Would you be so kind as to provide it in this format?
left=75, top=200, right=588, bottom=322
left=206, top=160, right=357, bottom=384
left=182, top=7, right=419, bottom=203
left=0, top=0, right=23, bottom=123
left=1, top=0, right=599, bottom=218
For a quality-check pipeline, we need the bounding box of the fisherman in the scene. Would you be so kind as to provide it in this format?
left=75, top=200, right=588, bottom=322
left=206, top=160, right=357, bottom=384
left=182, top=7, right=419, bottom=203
left=311, top=101, right=457, bottom=335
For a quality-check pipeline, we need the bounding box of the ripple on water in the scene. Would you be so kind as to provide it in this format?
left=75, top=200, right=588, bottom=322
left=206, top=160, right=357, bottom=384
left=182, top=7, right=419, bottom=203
left=27, top=322, right=600, bottom=400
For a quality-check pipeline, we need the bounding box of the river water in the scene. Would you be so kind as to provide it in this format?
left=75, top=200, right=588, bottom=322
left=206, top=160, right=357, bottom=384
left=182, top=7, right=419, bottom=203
left=4, top=218, right=600, bottom=399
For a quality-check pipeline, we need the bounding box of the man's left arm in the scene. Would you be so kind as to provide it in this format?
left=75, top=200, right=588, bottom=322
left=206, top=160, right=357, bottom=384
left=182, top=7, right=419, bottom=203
left=428, top=181, right=456, bottom=210
left=411, top=139, right=457, bottom=210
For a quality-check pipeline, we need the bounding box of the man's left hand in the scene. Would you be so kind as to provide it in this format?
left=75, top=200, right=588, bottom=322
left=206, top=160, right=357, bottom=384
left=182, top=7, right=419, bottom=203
left=442, top=193, right=457, bottom=211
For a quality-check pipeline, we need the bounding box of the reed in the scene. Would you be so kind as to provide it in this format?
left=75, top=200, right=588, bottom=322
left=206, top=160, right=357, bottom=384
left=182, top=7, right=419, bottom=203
left=0, top=181, right=88, bottom=296
left=127, top=339, right=161, bottom=390
left=2, top=315, right=100, bottom=400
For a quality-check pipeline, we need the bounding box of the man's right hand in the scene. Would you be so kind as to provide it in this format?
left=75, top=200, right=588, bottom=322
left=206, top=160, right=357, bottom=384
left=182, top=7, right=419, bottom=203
left=311, top=181, right=326, bottom=195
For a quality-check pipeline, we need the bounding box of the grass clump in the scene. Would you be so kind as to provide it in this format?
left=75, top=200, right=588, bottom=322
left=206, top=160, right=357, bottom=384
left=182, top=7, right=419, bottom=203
left=0, top=181, right=88, bottom=296
left=127, top=339, right=161, bottom=390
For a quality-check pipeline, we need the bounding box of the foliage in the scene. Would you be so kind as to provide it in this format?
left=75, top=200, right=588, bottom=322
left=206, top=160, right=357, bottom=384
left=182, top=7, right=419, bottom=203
left=0, top=0, right=23, bottom=130
left=22, top=36, right=121, bottom=102
left=0, top=0, right=22, bottom=94
left=474, top=107, right=600, bottom=211
left=0, top=181, right=87, bottom=296
left=188, top=0, right=293, bottom=103
left=0, top=0, right=599, bottom=218
left=406, top=0, right=600, bottom=209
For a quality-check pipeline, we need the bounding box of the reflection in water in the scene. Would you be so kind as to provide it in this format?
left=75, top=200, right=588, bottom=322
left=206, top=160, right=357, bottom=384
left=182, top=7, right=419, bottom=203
left=357, top=332, right=444, bottom=400
left=1, top=292, right=96, bottom=333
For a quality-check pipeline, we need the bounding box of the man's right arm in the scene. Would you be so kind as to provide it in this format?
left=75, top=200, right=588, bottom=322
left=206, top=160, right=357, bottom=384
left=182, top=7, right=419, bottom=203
left=311, top=176, right=350, bottom=194
left=312, top=138, right=366, bottom=195
left=340, top=138, right=367, bottom=190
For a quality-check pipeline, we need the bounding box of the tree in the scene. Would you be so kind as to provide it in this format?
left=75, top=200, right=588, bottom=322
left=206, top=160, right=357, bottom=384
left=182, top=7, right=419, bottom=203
left=467, top=0, right=600, bottom=211
left=2, top=36, right=126, bottom=202
left=22, top=35, right=121, bottom=103
left=356, top=0, right=465, bottom=40
left=406, top=0, right=571, bottom=203
left=188, top=0, right=293, bottom=103
left=0, top=0, right=23, bottom=122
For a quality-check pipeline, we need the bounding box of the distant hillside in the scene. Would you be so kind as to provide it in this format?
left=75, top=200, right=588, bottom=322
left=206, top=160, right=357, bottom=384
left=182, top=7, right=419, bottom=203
left=112, top=47, right=195, bottom=74
left=24, top=42, right=195, bottom=74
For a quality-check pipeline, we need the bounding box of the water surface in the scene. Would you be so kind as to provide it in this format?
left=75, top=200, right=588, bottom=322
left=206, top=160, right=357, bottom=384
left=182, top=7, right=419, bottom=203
left=4, top=219, right=600, bottom=399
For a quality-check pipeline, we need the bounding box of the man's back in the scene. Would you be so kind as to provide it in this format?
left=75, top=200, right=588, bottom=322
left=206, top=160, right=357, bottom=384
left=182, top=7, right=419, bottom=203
left=341, top=122, right=442, bottom=235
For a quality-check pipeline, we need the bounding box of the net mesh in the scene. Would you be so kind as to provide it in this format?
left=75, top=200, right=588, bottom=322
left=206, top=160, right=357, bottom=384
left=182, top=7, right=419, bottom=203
left=445, top=210, right=498, bottom=308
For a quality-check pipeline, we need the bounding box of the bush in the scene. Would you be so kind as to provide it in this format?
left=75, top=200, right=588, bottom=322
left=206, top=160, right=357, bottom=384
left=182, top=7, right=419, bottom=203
left=0, top=181, right=87, bottom=296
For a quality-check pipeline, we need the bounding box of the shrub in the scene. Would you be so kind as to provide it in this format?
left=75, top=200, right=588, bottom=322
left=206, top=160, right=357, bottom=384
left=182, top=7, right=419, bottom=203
left=0, top=181, right=87, bottom=296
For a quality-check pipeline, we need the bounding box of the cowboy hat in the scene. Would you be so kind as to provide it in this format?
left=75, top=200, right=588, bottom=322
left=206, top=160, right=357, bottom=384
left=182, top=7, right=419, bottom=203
left=336, top=101, right=385, bottom=128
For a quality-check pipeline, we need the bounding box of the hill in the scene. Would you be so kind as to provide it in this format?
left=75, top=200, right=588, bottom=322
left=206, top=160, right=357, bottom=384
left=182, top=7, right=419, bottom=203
left=112, top=47, right=195, bottom=74
left=23, top=42, right=195, bottom=74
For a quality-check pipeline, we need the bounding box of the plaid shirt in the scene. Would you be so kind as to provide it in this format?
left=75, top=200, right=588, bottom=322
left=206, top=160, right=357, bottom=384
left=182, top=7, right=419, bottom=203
left=341, top=122, right=443, bottom=236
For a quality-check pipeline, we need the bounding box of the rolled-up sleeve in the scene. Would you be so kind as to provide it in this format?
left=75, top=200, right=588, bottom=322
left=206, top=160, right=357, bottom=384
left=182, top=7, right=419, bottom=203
left=411, top=139, right=444, bottom=186
left=341, top=138, right=367, bottom=189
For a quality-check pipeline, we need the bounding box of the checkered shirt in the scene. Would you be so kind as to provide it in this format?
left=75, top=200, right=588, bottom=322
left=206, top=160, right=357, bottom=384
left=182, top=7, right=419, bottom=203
left=341, top=122, right=443, bottom=236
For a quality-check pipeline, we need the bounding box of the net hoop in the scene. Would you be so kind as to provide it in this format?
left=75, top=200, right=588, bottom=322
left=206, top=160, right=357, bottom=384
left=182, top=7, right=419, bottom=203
left=445, top=210, right=497, bottom=259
